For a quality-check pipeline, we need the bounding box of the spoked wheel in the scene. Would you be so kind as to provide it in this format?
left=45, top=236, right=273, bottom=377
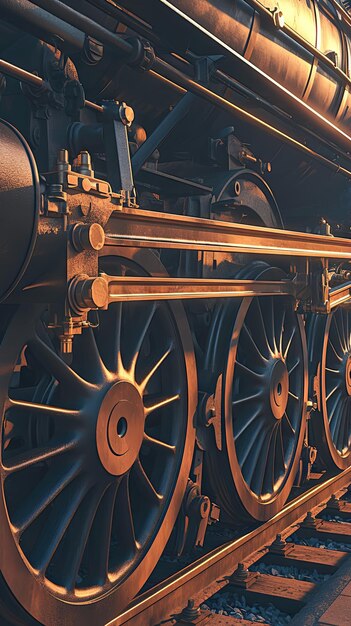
left=0, top=248, right=196, bottom=626
left=308, top=307, right=351, bottom=470
left=204, top=263, right=308, bottom=522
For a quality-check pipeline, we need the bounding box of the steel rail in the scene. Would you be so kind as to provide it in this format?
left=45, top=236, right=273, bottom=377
left=21, top=0, right=351, bottom=157
left=103, top=276, right=294, bottom=302
left=106, top=207, right=351, bottom=259
left=106, top=466, right=351, bottom=626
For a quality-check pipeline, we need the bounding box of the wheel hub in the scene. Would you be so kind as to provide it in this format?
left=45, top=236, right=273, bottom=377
left=269, top=359, right=289, bottom=419
left=96, top=380, right=145, bottom=476
left=344, top=356, right=351, bottom=396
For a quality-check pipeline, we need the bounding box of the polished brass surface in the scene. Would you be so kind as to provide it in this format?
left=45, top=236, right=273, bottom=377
left=107, top=208, right=351, bottom=258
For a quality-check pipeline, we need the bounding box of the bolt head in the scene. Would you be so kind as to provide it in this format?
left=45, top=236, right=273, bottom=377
left=90, top=277, right=109, bottom=308
left=273, top=9, right=285, bottom=28
left=119, top=102, right=135, bottom=126
left=71, top=222, right=105, bottom=252
left=88, top=223, right=105, bottom=251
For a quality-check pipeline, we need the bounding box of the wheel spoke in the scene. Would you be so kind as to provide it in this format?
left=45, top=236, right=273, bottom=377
left=332, top=316, right=346, bottom=355
left=288, top=359, right=300, bottom=376
left=242, top=323, right=268, bottom=363
left=330, top=397, right=346, bottom=439
left=253, top=298, right=271, bottom=356
left=325, top=385, right=339, bottom=402
left=270, top=297, right=277, bottom=353
left=329, top=338, right=343, bottom=361
left=144, top=393, right=180, bottom=416
left=234, top=406, right=263, bottom=439
left=249, top=427, right=275, bottom=496
left=12, top=461, right=82, bottom=535
left=74, top=327, right=107, bottom=383
left=278, top=422, right=287, bottom=469
left=288, top=390, right=299, bottom=401
left=2, top=438, right=78, bottom=473
left=346, top=311, right=351, bottom=350
left=58, top=486, right=105, bottom=592
left=238, top=420, right=266, bottom=470
left=283, top=325, right=296, bottom=360
left=139, top=344, right=173, bottom=393
left=28, top=337, right=93, bottom=395
left=29, top=475, right=89, bottom=574
left=332, top=399, right=346, bottom=449
left=235, top=360, right=263, bottom=380
left=114, top=474, right=138, bottom=554
left=97, top=303, right=124, bottom=374
left=325, top=366, right=340, bottom=374
left=232, top=390, right=262, bottom=406
left=129, top=303, right=157, bottom=374
left=339, top=311, right=347, bottom=352
left=263, top=426, right=279, bottom=495
left=143, top=434, right=176, bottom=454
left=283, top=411, right=295, bottom=434
left=336, top=402, right=348, bottom=454
left=87, top=481, right=119, bottom=585
left=133, top=459, right=162, bottom=503
left=279, top=308, right=286, bottom=355
left=7, top=398, right=80, bottom=422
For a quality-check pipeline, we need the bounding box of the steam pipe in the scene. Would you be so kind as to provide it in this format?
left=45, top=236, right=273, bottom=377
left=23, top=0, right=351, bottom=155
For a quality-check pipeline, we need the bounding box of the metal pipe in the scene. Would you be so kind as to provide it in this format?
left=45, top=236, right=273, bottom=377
left=24, top=0, right=351, bottom=156
left=0, top=0, right=85, bottom=54
left=86, top=0, right=163, bottom=46
left=1, top=54, right=350, bottom=181
left=0, top=59, right=103, bottom=113
left=19, top=0, right=134, bottom=58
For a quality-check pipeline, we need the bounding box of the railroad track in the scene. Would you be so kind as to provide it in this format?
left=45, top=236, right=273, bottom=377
left=108, top=468, right=351, bottom=626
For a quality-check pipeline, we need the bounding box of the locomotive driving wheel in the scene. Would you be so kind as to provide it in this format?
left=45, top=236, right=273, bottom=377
left=204, top=263, right=308, bottom=522
left=308, top=307, right=351, bottom=470
left=0, top=248, right=196, bottom=626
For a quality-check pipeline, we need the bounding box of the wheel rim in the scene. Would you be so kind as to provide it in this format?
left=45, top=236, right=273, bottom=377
left=0, top=249, right=196, bottom=625
left=204, top=265, right=307, bottom=521
left=308, top=308, right=351, bottom=469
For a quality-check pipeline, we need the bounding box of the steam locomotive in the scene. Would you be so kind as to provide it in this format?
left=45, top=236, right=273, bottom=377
left=1, top=1, right=351, bottom=624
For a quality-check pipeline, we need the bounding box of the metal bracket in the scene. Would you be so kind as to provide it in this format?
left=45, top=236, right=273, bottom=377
left=102, top=100, right=136, bottom=203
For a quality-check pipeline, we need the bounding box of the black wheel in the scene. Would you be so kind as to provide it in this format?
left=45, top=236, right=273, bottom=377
left=0, top=248, right=196, bottom=626
left=204, top=264, right=308, bottom=522
left=308, top=307, right=351, bottom=470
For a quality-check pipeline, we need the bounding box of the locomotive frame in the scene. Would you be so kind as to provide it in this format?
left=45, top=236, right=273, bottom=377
left=1, top=1, right=351, bottom=625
